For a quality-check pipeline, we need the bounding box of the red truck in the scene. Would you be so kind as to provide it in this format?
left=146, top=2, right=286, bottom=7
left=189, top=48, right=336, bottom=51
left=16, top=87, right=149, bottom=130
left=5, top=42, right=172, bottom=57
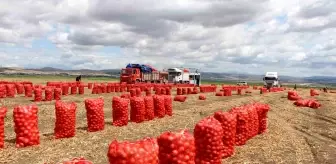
left=120, top=65, right=168, bottom=84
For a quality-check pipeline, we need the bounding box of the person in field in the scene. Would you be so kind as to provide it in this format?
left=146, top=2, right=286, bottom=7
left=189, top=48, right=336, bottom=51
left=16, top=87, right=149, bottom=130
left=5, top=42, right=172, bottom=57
left=76, top=75, right=82, bottom=82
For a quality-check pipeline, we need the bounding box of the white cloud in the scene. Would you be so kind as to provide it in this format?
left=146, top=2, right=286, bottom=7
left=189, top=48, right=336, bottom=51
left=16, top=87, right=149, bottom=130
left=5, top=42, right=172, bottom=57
left=0, top=0, right=335, bottom=76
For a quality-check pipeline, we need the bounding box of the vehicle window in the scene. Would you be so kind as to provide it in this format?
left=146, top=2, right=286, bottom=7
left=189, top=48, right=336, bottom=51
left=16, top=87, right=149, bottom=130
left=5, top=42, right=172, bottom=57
left=265, top=77, right=276, bottom=80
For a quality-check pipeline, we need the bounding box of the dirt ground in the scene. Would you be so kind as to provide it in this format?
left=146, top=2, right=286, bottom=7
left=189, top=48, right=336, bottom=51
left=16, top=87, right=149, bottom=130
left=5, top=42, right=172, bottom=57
left=0, top=85, right=336, bottom=164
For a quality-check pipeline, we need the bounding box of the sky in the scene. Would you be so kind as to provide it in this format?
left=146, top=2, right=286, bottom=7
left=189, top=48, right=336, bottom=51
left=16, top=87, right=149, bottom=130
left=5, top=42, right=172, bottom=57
left=0, top=0, right=335, bottom=77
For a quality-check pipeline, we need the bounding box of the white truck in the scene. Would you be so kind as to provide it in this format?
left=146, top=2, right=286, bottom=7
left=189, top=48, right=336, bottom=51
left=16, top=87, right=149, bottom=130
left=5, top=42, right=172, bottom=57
left=263, top=72, right=280, bottom=88
left=167, top=68, right=190, bottom=84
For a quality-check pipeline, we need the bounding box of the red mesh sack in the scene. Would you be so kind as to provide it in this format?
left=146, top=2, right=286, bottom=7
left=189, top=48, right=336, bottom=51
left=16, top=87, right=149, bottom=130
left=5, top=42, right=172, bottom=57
left=16, top=84, right=24, bottom=94
left=62, top=85, right=69, bottom=95
left=112, top=96, right=129, bottom=126
left=237, top=88, right=242, bottom=95
left=157, top=130, right=195, bottom=164
left=187, top=88, right=192, bottom=94
left=111, top=85, right=115, bottom=92
left=165, top=88, right=171, bottom=95
left=24, top=84, right=33, bottom=97
left=130, top=97, right=146, bottom=123
left=34, top=88, right=43, bottom=102
left=177, top=88, right=182, bottom=95
left=0, top=85, right=6, bottom=98
left=115, top=85, right=120, bottom=92
left=254, top=103, right=270, bottom=134
left=215, top=92, right=224, bottom=96
left=174, top=95, right=187, bottom=102
left=154, top=95, right=165, bottom=118
left=194, top=116, right=224, bottom=164
left=45, top=87, right=53, bottom=101
left=71, top=86, right=77, bottom=95
left=155, top=88, right=161, bottom=95
left=6, top=84, right=15, bottom=98
left=79, top=85, right=85, bottom=95
left=230, top=107, right=249, bottom=146
left=101, top=84, right=106, bottom=93
left=13, top=104, right=40, bottom=148
left=136, top=88, right=141, bottom=96
left=88, top=83, right=93, bottom=89
left=182, top=88, right=187, bottom=95
left=161, top=88, right=166, bottom=95
left=144, top=96, right=155, bottom=121
left=106, top=85, right=111, bottom=93
left=0, top=107, right=7, bottom=148
left=85, top=98, right=105, bottom=132
left=130, top=89, right=136, bottom=97
left=287, top=91, right=300, bottom=101
left=199, top=94, right=206, bottom=100
left=164, top=95, right=173, bottom=116
left=107, top=137, right=159, bottom=164
left=54, top=88, right=62, bottom=100
left=54, top=101, right=77, bottom=139
left=59, top=157, right=93, bottom=164
left=214, top=111, right=237, bottom=158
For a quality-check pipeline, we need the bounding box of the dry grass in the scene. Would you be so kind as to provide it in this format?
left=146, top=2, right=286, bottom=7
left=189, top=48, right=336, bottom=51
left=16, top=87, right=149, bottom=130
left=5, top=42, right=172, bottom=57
left=0, top=85, right=336, bottom=164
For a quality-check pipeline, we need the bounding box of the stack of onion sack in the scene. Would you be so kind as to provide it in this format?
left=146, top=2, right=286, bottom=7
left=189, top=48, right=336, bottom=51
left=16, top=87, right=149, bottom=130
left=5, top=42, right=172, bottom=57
left=85, top=98, right=105, bottom=132
left=229, top=106, right=249, bottom=146
left=144, top=96, right=155, bottom=121
left=112, top=96, right=129, bottom=126
left=45, top=87, right=53, bottom=101
left=0, top=85, right=6, bottom=98
left=15, top=83, right=24, bottom=94
left=254, top=103, right=270, bottom=134
left=173, top=95, right=187, bottom=102
left=54, top=101, right=77, bottom=139
left=6, top=84, right=15, bottom=98
left=199, top=94, right=206, bottom=100
left=164, top=95, right=173, bottom=116
left=130, top=97, right=146, bottom=123
left=194, top=116, right=224, bottom=164
left=153, top=95, right=165, bottom=118
left=34, top=87, right=43, bottom=102
left=24, top=84, right=33, bottom=97
left=107, top=137, right=159, bottom=164
left=214, top=111, right=237, bottom=158
left=54, top=88, right=62, bottom=100
left=157, top=130, right=196, bottom=164
left=13, top=104, right=40, bottom=148
left=59, top=157, right=93, bottom=164
left=287, top=91, right=301, bottom=101
left=0, top=107, right=7, bottom=148
left=130, top=89, right=136, bottom=97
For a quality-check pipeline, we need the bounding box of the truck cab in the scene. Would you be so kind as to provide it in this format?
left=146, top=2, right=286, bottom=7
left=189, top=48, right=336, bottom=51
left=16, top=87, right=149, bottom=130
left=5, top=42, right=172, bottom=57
left=120, top=68, right=141, bottom=83
left=189, top=73, right=201, bottom=86
left=263, top=72, right=280, bottom=88
left=167, top=68, right=190, bottom=84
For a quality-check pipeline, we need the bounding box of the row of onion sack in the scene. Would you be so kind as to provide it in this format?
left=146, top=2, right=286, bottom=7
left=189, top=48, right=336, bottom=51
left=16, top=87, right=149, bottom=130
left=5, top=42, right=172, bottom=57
left=0, top=83, right=85, bottom=101
left=287, top=91, right=321, bottom=109
left=104, top=102, right=270, bottom=164
left=0, top=94, right=173, bottom=148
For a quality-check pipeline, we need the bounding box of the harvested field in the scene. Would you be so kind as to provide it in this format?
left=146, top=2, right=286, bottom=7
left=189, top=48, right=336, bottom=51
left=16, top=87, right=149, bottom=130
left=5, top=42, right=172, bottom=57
left=0, top=83, right=336, bottom=164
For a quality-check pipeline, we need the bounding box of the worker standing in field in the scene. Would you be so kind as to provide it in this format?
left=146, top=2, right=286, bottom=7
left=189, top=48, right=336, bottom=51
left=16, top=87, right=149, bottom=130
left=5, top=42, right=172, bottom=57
left=294, top=84, right=297, bottom=90
left=76, top=75, right=82, bottom=82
